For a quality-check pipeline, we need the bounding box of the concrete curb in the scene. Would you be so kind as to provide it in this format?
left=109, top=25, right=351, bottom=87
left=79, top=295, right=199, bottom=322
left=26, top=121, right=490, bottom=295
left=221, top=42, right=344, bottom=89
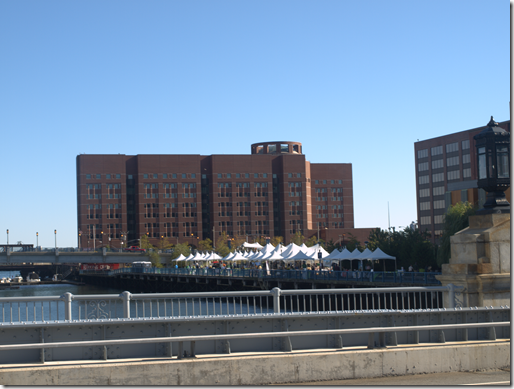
left=0, top=341, right=509, bottom=385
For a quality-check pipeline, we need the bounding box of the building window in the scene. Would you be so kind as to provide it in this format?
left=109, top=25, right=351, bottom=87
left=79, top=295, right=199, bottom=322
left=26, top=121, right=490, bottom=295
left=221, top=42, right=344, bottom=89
left=144, top=174, right=148, bottom=179
left=416, top=162, right=427, bottom=172
left=433, top=186, right=445, bottom=196
left=432, top=173, right=444, bottom=183
left=86, top=174, right=91, bottom=179
left=434, top=200, right=445, bottom=209
left=463, top=168, right=471, bottom=178
left=447, top=170, right=460, bottom=181
left=431, top=146, right=443, bottom=156
left=172, top=174, right=177, bottom=179
left=446, top=142, right=459, bottom=153
left=417, top=149, right=428, bottom=159
left=419, top=188, right=430, bottom=198
left=182, top=174, right=186, bottom=179
left=462, top=154, right=470, bottom=164
left=116, top=174, right=121, bottom=179
left=431, top=159, right=444, bottom=169
left=434, top=215, right=444, bottom=224
left=420, top=201, right=430, bottom=211
left=462, top=140, right=470, bottom=150
left=446, top=156, right=459, bottom=167
left=106, top=174, right=111, bottom=179
left=96, top=174, right=101, bottom=179
left=420, top=216, right=431, bottom=225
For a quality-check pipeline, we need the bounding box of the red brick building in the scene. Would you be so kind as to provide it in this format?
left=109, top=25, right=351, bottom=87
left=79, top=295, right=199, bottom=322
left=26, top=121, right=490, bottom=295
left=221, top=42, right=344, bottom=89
left=414, top=119, right=510, bottom=243
left=76, top=141, right=374, bottom=249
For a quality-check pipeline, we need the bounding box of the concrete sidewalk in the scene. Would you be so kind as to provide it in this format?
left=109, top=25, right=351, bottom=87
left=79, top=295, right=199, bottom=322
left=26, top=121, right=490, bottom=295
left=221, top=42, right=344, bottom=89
left=0, top=340, right=509, bottom=385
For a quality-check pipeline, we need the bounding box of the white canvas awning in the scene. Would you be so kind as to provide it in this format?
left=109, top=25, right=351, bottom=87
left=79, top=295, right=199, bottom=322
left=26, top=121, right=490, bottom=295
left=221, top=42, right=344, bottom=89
left=243, top=242, right=263, bottom=249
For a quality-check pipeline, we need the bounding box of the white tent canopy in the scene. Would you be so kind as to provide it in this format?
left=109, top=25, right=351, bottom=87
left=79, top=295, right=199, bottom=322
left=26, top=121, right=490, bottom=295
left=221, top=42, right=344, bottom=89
left=367, top=248, right=396, bottom=260
left=242, top=242, right=263, bottom=249
left=174, top=254, right=187, bottom=261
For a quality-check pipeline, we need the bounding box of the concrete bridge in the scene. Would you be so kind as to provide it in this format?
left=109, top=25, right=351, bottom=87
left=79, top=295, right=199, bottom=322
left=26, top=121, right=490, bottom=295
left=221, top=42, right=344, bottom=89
left=0, top=287, right=509, bottom=385
left=0, top=248, right=150, bottom=264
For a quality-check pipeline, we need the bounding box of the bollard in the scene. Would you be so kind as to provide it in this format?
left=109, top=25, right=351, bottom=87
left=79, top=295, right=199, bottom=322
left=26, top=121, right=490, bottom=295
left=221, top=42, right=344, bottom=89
left=447, top=284, right=456, bottom=309
left=60, top=292, right=73, bottom=320
left=119, top=291, right=131, bottom=318
left=270, top=287, right=281, bottom=313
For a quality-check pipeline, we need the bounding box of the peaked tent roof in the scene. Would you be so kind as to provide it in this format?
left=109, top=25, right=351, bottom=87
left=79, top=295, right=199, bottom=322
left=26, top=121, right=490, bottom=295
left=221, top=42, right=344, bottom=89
left=367, top=247, right=396, bottom=260
left=243, top=242, right=263, bottom=249
left=353, top=248, right=373, bottom=260
left=174, top=254, right=187, bottom=261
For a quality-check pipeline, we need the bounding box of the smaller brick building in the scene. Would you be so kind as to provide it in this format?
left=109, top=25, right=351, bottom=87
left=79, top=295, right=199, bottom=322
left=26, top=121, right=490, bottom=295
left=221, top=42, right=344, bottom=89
left=414, top=119, right=510, bottom=243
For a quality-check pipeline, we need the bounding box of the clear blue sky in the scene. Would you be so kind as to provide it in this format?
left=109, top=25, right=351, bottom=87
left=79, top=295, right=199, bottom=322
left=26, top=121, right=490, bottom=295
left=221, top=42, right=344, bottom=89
left=0, top=0, right=510, bottom=248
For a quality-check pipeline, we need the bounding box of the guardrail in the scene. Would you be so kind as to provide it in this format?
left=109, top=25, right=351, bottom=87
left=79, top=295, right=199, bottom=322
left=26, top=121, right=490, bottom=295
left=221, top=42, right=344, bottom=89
left=83, top=267, right=442, bottom=285
left=0, top=285, right=460, bottom=324
left=0, top=306, right=509, bottom=364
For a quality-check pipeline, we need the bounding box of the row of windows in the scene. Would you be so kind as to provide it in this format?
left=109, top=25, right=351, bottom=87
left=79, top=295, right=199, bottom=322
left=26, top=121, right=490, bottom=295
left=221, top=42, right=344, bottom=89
left=417, top=140, right=470, bottom=160
left=145, top=222, right=198, bottom=228
left=218, top=173, right=271, bottom=179
left=313, top=179, right=343, bottom=185
left=85, top=224, right=122, bottom=230
left=420, top=215, right=445, bottom=226
left=144, top=173, right=196, bottom=179
left=143, top=193, right=198, bottom=199
left=418, top=153, right=471, bottom=172
left=86, top=174, right=121, bottom=179
left=87, top=184, right=122, bottom=191
left=315, top=196, right=344, bottom=201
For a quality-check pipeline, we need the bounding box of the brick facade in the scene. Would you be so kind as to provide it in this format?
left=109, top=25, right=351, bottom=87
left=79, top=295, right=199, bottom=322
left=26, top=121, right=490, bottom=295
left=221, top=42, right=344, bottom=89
left=76, top=142, right=375, bottom=249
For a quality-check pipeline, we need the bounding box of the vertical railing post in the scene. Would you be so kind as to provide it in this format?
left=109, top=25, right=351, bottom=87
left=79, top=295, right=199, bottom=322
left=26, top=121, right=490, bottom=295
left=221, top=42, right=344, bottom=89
left=271, top=287, right=281, bottom=313
left=120, top=291, right=131, bottom=318
left=60, top=292, right=73, bottom=320
left=447, top=284, right=456, bottom=309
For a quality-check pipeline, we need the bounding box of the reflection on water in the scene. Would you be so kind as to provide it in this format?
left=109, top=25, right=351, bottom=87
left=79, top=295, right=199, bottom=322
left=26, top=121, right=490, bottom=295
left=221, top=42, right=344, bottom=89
left=0, top=270, right=125, bottom=298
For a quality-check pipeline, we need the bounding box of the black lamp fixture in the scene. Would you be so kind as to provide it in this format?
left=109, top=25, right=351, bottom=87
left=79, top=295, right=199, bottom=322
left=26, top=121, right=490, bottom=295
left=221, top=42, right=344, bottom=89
left=473, top=116, right=510, bottom=214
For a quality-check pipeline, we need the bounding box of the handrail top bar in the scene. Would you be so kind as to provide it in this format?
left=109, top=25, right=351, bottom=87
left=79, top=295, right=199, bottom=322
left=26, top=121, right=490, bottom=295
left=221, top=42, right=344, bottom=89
left=0, top=306, right=509, bottom=328
left=0, top=321, right=509, bottom=351
left=0, top=285, right=456, bottom=303
left=130, top=290, right=273, bottom=299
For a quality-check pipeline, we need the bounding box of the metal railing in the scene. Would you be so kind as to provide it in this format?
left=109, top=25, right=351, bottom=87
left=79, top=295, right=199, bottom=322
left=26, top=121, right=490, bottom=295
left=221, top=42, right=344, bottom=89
left=82, top=267, right=442, bottom=285
left=0, top=306, right=509, bottom=364
left=0, top=285, right=460, bottom=324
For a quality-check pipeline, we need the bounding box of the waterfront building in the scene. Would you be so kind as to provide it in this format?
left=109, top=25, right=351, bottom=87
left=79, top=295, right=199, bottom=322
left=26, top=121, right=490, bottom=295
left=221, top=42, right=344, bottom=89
left=76, top=141, right=375, bottom=249
left=414, top=119, right=511, bottom=243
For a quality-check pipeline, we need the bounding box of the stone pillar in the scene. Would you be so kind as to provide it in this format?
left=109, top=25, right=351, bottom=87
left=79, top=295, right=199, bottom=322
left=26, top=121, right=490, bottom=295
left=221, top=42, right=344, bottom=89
left=436, top=213, right=510, bottom=307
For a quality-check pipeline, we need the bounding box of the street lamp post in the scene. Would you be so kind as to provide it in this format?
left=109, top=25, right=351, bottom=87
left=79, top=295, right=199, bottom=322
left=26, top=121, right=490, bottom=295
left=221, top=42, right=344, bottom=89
left=54, top=230, right=57, bottom=251
left=474, top=116, right=511, bottom=214
left=36, top=232, right=39, bottom=251
left=6, top=229, right=8, bottom=246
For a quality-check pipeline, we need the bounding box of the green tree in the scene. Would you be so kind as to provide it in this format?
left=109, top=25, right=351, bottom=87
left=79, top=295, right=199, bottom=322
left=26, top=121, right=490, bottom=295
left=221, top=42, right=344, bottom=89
left=198, top=238, right=213, bottom=252
left=271, top=236, right=283, bottom=247
left=437, top=201, right=476, bottom=267
left=305, top=235, right=318, bottom=247
left=215, top=231, right=231, bottom=258
left=345, top=233, right=364, bottom=252
left=290, top=231, right=304, bottom=246
left=148, top=250, right=163, bottom=268
left=367, top=227, right=436, bottom=271
left=139, top=234, right=153, bottom=250
left=171, top=243, right=190, bottom=260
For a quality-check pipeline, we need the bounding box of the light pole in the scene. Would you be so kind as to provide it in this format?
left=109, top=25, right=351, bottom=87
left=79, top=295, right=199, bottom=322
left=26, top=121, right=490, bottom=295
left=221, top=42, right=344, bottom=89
left=54, top=229, right=57, bottom=251
left=6, top=229, right=9, bottom=246
left=36, top=232, right=39, bottom=251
